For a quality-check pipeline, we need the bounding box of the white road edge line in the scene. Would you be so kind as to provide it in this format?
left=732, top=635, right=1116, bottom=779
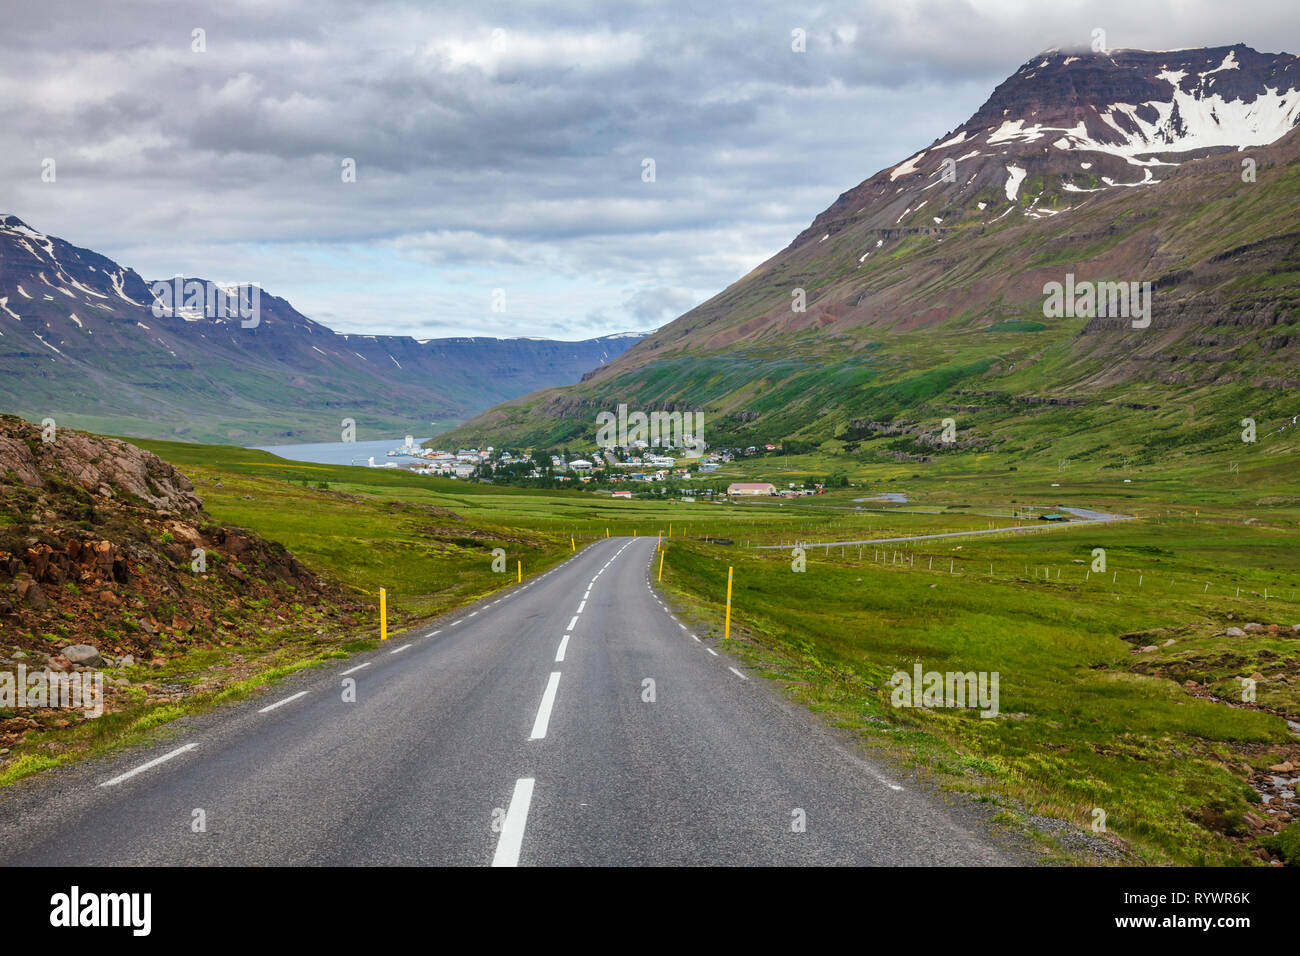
left=555, top=635, right=570, bottom=662
left=341, top=662, right=371, bottom=676
left=728, top=666, right=748, bottom=680
left=99, top=743, right=197, bottom=787
left=390, top=643, right=413, bottom=654
left=259, top=691, right=309, bottom=713
left=529, top=671, right=563, bottom=740
left=706, top=648, right=718, bottom=657
left=491, top=777, right=536, bottom=867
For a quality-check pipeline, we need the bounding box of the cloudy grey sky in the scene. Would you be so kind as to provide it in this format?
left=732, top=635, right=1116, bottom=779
left=2, top=0, right=1295, bottom=340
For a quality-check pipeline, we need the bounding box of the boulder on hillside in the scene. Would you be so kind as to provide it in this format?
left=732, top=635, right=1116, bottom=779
left=62, top=644, right=104, bottom=667
left=13, top=576, right=47, bottom=609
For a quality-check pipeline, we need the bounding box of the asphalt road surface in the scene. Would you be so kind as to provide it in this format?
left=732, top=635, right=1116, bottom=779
left=0, top=536, right=1019, bottom=866
left=755, top=506, right=1135, bottom=550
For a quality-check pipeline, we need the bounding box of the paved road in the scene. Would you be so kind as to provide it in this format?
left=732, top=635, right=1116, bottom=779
left=0, top=537, right=1017, bottom=866
left=757, top=506, right=1135, bottom=550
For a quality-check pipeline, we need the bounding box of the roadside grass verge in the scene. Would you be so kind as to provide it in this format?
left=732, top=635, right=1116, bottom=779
left=0, top=640, right=347, bottom=788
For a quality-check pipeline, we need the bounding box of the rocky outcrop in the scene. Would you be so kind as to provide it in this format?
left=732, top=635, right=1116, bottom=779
left=0, top=415, right=354, bottom=663
left=0, top=416, right=202, bottom=518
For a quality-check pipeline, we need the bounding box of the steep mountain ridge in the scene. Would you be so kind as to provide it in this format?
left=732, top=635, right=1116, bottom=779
left=787, top=44, right=1300, bottom=247
left=444, top=46, right=1300, bottom=463
left=0, top=216, right=645, bottom=444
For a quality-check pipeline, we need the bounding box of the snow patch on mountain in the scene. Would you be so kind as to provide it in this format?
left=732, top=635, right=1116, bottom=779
left=1004, top=165, right=1027, bottom=200
left=110, top=269, right=148, bottom=307
left=982, top=81, right=1300, bottom=160
left=890, top=151, right=926, bottom=181
left=33, top=333, right=61, bottom=354
left=1, top=218, right=55, bottom=259
left=70, top=278, right=108, bottom=299
left=1204, top=49, right=1240, bottom=75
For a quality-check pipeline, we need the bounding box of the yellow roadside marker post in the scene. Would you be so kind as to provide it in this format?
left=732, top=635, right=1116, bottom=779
left=657, top=532, right=662, bottom=552
left=724, top=566, right=733, bottom=641
left=571, top=536, right=576, bottom=552
left=605, top=527, right=609, bottom=538
left=380, top=588, right=388, bottom=641
left=634, top=529, right=637, bottom=537
left=517, top=560, right=522, bottom=583
left=658, top=549, right=665, bottom=582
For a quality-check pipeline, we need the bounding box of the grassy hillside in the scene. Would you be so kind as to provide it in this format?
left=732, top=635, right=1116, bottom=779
left=445, top=131, right=1300, bottom=464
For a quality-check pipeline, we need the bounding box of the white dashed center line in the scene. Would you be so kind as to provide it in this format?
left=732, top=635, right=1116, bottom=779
left=566, top=616, right=579, bottom=632
left=491, top=777, right=536, bottom=867
left=555, top=635, right=570, bottom=662
left=529, top=672, right=563, bottom=740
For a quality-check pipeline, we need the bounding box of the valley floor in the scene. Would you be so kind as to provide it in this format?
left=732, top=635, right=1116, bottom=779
left=3, top=441, right=1298, bottom=865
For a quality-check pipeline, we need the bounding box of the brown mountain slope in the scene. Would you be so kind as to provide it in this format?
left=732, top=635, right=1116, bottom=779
left=444, top=49, right=1300, bottom=453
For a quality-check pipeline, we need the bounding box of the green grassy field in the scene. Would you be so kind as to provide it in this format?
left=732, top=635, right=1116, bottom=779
left=27, top=436, right=1288, bottom=865
left=649, top=490, right=1299, bottom=865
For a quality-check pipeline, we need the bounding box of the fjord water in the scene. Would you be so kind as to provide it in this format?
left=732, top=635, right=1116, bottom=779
left=253, top=438, right=429, bottom=466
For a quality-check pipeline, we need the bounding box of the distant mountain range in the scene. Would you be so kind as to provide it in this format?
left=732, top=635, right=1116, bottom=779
left=0, top=217, right=645, bottom=445
left=444, top=45, right=1300, bottom=466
